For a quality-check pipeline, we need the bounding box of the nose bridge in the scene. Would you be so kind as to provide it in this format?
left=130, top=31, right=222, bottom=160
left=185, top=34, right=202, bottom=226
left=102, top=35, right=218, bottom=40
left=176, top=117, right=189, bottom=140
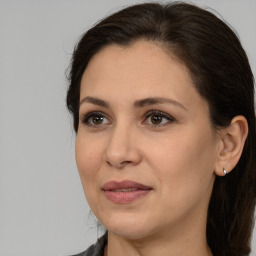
left=104, top=119, right=141, bottom=168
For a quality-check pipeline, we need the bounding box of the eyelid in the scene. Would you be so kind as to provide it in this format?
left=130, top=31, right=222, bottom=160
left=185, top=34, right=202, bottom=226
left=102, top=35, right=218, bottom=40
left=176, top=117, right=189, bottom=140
left=80, top=111, right=111, bottom=126
left=143, top=110, right=175, bottom=126
left=80, top=110, right=175, bottom=128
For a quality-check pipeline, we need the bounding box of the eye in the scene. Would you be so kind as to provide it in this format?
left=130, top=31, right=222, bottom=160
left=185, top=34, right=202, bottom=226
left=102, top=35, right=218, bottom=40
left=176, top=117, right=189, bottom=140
left=143, top=111, right=174, bottom=126
left=81, top=112, right=110, bottom=126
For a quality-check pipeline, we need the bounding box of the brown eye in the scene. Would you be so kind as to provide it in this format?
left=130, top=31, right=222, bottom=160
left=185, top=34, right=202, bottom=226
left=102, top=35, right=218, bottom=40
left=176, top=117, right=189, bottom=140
left=144, top=111, right=175, bottom=127
left=92, top=115, right=104, bottom=125
left=81, top=112, right=110, bottom=126
left=151, top=115, right=163, bottom=125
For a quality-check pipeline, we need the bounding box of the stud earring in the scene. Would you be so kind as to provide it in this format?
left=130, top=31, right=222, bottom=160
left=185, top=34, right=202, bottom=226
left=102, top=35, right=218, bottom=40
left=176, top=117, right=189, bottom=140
left=223, top=168, right=227, bottom=176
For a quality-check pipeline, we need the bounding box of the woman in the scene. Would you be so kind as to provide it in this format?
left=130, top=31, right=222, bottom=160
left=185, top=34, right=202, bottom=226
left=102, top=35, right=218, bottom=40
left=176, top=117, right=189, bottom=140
left=67, top=2, right=256, bottom=256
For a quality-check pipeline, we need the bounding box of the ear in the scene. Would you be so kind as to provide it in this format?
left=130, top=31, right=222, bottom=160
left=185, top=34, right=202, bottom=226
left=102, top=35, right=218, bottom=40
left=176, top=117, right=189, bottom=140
left=214, top=115, right=248, bottom=176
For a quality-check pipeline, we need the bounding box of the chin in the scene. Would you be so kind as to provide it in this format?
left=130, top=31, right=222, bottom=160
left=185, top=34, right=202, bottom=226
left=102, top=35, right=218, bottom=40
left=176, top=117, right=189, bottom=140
left=109, top=227, right=153, bottom=241
left=100, top=212, right=158, bottom=240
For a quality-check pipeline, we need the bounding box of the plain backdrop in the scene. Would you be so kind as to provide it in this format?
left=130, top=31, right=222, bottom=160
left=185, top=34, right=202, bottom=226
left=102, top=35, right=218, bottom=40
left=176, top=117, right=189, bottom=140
left=0, top=0, right=255, bottom=255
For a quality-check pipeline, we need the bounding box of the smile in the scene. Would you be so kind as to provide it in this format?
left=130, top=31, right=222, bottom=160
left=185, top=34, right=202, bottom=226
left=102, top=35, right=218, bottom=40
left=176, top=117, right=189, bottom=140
left=102, top=180, right=152, bottom=204
left=111, top=188, right=138, bottom=192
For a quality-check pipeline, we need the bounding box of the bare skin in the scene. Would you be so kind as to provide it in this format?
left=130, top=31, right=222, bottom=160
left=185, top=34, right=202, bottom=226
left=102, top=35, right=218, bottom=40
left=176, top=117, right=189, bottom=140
left=76, top=40, right=248, bottom=256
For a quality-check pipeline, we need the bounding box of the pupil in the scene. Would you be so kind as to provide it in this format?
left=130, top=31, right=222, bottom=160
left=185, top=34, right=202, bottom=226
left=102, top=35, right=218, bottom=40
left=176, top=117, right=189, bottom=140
left=151, top=115, right=162, bottom=124
left=93, top=116, right=103, bottom=124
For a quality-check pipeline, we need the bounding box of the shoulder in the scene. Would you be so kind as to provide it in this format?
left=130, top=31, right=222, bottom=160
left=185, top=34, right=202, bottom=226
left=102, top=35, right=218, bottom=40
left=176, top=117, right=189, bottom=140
left=70, top=244, right=94, bottom=256
left=71, top=233, right=107, bottom=256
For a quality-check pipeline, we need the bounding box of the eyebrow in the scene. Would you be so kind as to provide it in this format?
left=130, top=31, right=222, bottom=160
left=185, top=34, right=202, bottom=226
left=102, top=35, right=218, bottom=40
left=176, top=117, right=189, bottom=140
left=80, top=96, right=109, bottom=107
left=133, top=97, right=187, bottom=110
left=80, top=96, right=187, bottom=110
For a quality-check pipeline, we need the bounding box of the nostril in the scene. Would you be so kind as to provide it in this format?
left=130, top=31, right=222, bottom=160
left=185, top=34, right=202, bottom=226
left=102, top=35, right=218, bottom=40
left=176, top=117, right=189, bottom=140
left=121, top=161, right=132, bottom=165
left=106, top=160, right=112, bottom=166
left=106, top=160, right=133, bottom=168
left=119, top=160, right=134, bottom=167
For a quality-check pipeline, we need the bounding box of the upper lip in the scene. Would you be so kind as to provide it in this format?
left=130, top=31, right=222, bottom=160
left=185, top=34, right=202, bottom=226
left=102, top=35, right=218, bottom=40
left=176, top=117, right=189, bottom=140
left=102, top=180, right=152, bottom=191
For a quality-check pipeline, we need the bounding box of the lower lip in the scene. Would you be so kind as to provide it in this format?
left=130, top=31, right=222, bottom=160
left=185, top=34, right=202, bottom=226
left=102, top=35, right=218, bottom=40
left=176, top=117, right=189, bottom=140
left=104, top=190, right=151, bottom=204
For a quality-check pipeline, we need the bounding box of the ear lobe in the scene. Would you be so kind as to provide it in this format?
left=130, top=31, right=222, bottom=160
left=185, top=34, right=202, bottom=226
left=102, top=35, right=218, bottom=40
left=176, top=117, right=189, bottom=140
left=214, top=115, right=248, bottom=176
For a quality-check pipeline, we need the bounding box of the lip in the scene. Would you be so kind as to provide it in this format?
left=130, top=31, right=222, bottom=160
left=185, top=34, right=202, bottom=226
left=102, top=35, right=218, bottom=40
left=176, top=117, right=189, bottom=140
left=102, top=180, right=152, bottom=204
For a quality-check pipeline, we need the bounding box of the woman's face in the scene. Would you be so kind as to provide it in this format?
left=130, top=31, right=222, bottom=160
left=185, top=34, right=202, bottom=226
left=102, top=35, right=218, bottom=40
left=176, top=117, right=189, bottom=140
left=76, top=40, right=220, bottom=240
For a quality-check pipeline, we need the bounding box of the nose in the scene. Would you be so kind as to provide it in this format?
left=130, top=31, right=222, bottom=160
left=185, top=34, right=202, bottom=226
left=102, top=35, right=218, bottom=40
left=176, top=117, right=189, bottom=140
left=103, top=123, right=142, bottom=169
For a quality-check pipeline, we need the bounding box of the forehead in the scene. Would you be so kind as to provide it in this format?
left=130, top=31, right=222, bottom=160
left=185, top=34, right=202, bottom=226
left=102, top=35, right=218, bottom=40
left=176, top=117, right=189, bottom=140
left=80, top=40, right=206, bottom=113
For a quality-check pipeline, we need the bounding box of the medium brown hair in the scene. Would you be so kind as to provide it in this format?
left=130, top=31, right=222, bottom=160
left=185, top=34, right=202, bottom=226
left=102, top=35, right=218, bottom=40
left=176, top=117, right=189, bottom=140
left=67, top=2, right=256, bottom=255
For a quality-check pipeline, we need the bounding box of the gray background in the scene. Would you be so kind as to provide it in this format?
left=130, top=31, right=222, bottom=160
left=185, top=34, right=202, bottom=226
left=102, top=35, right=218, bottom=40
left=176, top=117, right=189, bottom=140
left=0, top=0, right=255, bottom=255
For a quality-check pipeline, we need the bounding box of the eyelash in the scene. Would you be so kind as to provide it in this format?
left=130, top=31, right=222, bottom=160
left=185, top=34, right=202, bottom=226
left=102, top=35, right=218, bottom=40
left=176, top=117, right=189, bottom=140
left=80, top=110, right=175, bottom=128
left=81, top=111, right=109, bottom=127
left=144, top=110, right=175, bottom=127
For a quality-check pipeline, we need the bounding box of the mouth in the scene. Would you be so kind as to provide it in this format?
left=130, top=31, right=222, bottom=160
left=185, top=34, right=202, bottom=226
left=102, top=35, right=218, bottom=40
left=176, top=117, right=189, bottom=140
left=102, top=180, right=153, bottom=204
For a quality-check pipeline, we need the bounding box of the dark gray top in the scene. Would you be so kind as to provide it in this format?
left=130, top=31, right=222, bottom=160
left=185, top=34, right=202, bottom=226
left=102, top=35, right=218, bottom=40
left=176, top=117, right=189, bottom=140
left=71, top=234, right=107, bottom=256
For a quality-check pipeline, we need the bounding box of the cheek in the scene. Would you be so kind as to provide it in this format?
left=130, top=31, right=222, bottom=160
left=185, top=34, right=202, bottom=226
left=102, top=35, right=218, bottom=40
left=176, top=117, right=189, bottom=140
left=148, top=129, right=215, bottom=170
left=75, top=133, right=104, bottom=196
left=75, top=133, right=109, bottom=220
left=147, top=128, right=216, bottom=206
